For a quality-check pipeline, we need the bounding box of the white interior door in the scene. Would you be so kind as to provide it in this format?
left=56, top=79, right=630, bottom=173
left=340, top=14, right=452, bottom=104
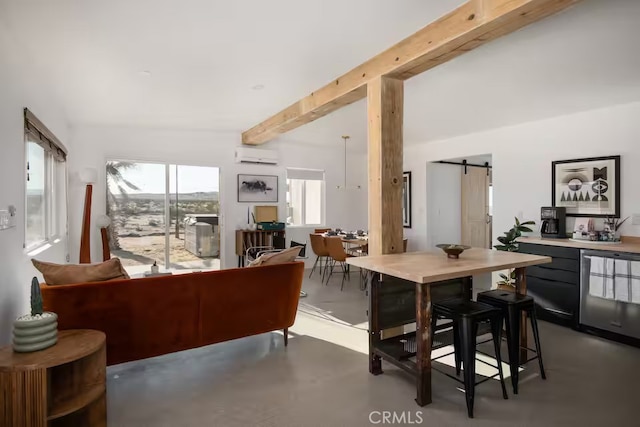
left=461, top=166, right=490, bottom=248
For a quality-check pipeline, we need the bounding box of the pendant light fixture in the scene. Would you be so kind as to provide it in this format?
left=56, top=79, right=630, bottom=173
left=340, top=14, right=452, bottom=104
left=336, top=135, right=361, bottom=190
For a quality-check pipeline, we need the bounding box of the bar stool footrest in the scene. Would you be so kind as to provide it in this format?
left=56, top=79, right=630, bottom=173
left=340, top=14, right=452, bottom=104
left=431, top=365, right=505, bottom=388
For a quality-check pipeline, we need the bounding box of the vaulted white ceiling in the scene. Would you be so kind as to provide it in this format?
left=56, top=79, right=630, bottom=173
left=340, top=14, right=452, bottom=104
left=2, top=0, right=639, bottom=146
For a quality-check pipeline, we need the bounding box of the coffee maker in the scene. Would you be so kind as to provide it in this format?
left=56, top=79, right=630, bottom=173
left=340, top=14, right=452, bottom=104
left=541, top=207, right=566, bottom=238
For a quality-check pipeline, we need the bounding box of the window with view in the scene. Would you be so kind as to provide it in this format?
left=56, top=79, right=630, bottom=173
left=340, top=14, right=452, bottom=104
left=24, top=108, right=67, bottom=251
left=286, top=168, right=324, bottom=226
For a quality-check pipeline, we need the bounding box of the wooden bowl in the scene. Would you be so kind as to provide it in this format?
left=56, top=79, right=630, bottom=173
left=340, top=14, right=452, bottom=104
left=436, top=244, right=471, bottom=259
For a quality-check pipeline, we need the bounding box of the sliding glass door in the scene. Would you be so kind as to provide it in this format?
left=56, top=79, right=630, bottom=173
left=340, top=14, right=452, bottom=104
left=168, top=165, right=220, bottom=271
left=106, top=161, right=220, bottom=275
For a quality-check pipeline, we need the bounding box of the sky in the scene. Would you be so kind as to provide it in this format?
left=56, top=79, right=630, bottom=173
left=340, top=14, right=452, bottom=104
left=27, top=143, right=45, bottom=191
left=108, top=162, right=220, bottom=195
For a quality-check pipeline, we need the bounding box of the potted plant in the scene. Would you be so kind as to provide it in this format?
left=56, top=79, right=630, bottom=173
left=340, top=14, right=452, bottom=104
left=494, top=217, right=535, bottom=290
left=603, top=216, right=629, bottom=241
left=13, top=277, right=58, bottom=352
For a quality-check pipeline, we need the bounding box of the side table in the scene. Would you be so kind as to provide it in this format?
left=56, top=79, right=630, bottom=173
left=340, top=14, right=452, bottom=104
left=0, top=329, right=106, bottom=427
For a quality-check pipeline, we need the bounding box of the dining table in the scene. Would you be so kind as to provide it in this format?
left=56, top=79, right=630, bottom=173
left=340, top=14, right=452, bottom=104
left=340, top=236, right=368, bottom=252
left=316, top=233, right=368, bottom=251
left=346, top=247, right=551, bottom=406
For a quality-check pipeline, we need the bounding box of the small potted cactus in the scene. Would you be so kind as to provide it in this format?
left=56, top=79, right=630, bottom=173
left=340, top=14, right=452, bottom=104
left=12, top=277, right=58, bottom=352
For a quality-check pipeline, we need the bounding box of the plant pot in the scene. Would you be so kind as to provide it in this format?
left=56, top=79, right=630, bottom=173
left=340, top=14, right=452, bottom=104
left=496, top=284, right=515, bottom=292
left=13, top=312, right=58, bottom=353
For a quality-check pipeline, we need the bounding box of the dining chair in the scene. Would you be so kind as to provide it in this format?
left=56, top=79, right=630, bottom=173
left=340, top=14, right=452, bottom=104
left=352, top=243, right=368, bottom=256
left=324, top=236, right=355, bottom=290
left=309, top=234, right=330, bottom=280
left=314, top=228, right=331, bottom=234
left=290, top=240, right=307, bottom=258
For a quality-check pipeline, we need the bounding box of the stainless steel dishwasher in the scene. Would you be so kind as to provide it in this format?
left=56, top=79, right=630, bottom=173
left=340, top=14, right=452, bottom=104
left=580, top=249, right=640, bottom=340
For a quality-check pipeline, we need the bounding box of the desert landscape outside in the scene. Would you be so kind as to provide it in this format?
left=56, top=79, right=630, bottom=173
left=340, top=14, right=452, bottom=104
left=106, top=161, right=220, bottom=274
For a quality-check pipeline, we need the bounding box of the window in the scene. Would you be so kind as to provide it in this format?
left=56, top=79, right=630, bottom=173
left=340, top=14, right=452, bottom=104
left=24, top=108, right=67, bottom=251
left=105, top=161, right=221, bottom=273
left=286, top=168, right=324, bottom=226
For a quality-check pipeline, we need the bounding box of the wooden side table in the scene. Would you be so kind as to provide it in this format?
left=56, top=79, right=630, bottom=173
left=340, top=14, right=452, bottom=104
left=0, top=329, right=106, bottom=427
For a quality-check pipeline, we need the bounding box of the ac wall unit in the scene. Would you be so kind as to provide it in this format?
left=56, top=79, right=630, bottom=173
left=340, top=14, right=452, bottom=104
left=235, top=146, right=279, bottom=165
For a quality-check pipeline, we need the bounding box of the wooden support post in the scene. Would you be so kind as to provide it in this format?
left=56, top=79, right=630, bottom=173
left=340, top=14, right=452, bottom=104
left=416, top=282, right=433, bottom=406
left=368, top=76, right=405, bottom=339
left=367, top=76, right=404, bottom=257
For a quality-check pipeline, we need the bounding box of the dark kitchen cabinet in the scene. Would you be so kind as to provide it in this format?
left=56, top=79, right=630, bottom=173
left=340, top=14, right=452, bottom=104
left=518, top=242, right=580, bottom=328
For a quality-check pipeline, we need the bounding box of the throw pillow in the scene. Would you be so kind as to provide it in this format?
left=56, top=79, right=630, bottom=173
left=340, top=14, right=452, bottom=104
left=32, top=258, right=130, bottom=285
left=248, top=246, right=302, bottom=267
left=290, top=241, right=307, bottom=258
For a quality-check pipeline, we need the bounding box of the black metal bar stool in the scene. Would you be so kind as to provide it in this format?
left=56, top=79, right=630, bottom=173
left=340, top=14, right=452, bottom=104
left=431, top=299, right=509, bottom=418
left=476, top=290, right=546, bottom=395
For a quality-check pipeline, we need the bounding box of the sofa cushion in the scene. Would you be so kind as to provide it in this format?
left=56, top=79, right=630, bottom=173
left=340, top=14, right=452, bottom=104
left=32, top=258, right=130, bottom=285
left=248, top=246, right=302, bottom=267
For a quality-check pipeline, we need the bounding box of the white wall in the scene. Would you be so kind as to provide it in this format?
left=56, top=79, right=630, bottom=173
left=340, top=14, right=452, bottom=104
left=405, top=101, right=640, bottom=255
left=67, top=126, right=368, bottom=270
left=425, top=163, right=461, bottom=249
left=0, top=22, right=71, bottom=344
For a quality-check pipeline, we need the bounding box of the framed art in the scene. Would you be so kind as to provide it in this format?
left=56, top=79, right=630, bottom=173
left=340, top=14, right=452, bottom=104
left=238, top=174, right=278, bottom=203
left=552, top=155, right=620, bottom=218
left=403, top=171, right=412, bottom=228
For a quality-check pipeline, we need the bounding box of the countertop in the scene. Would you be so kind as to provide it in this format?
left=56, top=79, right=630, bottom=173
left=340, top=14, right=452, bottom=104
left=518, top=236, right=640, bottom=254
left=345, top=247, right=550, bottom=283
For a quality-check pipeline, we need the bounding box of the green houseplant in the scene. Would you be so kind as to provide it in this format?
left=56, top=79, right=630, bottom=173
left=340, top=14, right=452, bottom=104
left=12, top=277, right=58, bottom=352
left=494, top=217, right=535, bottom=288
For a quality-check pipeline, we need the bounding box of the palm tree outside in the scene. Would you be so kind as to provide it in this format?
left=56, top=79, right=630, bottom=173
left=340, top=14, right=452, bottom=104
left=106, top=161, right=140, bottom=250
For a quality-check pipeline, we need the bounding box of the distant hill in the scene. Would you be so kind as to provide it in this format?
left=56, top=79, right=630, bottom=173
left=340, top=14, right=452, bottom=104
left=113, top=191, right=219, bottom=201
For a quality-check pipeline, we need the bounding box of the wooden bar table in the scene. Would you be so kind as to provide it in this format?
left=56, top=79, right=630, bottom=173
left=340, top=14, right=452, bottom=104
left=346, top=248, right=550, bottom=406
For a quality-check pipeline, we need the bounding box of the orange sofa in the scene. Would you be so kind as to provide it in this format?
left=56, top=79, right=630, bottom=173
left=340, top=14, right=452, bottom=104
left=41, top=262, right=304, bottom=365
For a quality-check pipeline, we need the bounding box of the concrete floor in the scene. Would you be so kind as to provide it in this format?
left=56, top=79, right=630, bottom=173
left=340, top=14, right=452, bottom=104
left=107, top=270, right=640, bottom=426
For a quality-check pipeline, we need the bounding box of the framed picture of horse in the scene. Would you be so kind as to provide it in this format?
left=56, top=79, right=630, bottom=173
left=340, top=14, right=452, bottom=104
left=237, top=174, right=278, bottom=203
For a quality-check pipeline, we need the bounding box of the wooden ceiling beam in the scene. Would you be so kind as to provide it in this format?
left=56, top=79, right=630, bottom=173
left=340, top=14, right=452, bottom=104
left=242, top=0, right=579, bottom=145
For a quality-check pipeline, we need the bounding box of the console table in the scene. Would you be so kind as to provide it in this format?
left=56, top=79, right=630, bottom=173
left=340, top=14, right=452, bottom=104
left=0, top=329, right=106, bottom=427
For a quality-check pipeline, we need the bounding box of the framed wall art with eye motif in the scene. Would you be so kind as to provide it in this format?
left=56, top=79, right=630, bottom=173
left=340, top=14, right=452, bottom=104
left=552, top=155, right=620, bottom=218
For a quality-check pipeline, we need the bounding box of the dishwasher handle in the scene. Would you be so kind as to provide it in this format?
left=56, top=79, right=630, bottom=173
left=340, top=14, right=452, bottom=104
left=581, top=250, right=640, bottom=262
